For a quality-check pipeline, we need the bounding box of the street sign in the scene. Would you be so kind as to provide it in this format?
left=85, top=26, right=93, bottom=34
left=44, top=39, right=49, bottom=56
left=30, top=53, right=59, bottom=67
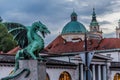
left=79, top=51, right=95, bottom=66
left=79, top=52, right=85, bottom=65
left=79, top=51, right=94, bottom=80
left=87, top=52, right=94, bottom=67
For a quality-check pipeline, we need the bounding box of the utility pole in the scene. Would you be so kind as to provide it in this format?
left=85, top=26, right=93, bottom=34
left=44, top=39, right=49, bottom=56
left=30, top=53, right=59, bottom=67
left=84, top=33, right=88, bottom=80
left=84, top=33, right=98, bottom=80
left=80, top=33, right=95, bottom=80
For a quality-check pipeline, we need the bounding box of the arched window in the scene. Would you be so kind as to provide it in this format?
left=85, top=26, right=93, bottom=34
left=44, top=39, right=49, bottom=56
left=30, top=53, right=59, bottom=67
left=46, top=73, right=50, bottom=80
left=114, top=73, right=120, bottom=80
left=59, top=71, right=71, bottom=80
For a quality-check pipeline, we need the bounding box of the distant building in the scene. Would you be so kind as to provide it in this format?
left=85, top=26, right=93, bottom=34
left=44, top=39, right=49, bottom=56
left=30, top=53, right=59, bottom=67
left=89, top=8, right=102, bottom=38
left=0, top=8, right=120, bottom=80
left=116, top=19, right=120, bottom=38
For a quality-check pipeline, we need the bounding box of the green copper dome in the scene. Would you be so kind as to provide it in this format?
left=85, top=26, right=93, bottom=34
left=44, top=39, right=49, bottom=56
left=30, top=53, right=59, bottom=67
left=61, top=11, right=87, bottom=34
left=62, top=21, right=87, bottom=34
left=71, top=11, right=77, bottom=17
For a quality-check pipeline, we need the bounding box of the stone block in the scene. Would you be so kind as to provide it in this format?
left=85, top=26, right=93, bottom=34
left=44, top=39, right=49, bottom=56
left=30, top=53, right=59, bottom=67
left=12, top=60, right=46, bottom=80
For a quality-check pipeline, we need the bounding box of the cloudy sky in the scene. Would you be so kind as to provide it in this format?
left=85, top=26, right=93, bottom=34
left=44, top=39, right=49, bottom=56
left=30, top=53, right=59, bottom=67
left=0, top=0, right=120, bottom=45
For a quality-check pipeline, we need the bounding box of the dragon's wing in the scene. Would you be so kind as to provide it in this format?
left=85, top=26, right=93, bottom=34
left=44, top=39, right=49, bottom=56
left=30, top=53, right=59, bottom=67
left=3, top=22, right=28, bottom=48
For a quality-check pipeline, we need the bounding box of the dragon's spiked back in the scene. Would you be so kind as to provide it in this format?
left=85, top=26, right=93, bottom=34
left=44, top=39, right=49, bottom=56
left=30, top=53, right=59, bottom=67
left=4, top=21, right=50, bottom=49
left=4, top=22, right=28, bottom=48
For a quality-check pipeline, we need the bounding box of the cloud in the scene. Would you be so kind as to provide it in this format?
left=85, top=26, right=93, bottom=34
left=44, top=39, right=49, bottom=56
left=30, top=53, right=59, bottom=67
left=99, top=21, right=111, bottom=25
left=103, top=32, right=116, bottom=38
left=0, top=0, right=119, bottom=44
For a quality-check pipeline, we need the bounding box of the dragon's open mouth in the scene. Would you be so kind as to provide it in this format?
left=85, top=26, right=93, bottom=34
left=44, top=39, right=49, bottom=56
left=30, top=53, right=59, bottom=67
left=42, top=31, right=45, bottom=38
left=41, top=30, right=50, bottom=38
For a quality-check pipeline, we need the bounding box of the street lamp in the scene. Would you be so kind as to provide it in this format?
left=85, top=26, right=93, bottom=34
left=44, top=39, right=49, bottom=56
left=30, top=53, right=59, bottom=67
left=80, top=33, right=100, bottom=80
left=79, top=32, right=101, bottom=80
left=84, top=33, right=89, bottom=80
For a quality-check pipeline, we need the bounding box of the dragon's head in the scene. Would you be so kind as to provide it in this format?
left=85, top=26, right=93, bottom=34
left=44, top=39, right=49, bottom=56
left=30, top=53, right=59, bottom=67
left=32, top=21, right=50, bottom=38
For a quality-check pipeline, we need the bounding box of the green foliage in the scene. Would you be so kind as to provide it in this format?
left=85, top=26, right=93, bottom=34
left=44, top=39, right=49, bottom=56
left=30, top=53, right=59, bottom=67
left=0, top=23, right=16, bottom=53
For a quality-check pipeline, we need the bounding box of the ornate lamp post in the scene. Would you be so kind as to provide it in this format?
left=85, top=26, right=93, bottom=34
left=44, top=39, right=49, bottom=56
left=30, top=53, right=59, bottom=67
left=80, top=33, right=100, bottom=80
left=84, top=33, right=102, bottom=80
left=84, top=33, right=89, bottom=80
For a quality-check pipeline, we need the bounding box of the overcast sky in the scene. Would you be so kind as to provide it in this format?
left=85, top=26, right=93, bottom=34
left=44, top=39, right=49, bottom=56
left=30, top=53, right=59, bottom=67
left=0, top=0, right=120, bottom=45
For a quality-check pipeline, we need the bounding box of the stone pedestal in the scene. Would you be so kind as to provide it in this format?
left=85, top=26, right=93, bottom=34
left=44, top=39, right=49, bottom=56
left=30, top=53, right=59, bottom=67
left=13, top=60, right=46, bottom=80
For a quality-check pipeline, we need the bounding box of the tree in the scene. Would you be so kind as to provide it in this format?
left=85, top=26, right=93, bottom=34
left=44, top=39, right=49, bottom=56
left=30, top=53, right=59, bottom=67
left=0, top=23, right=16, bottom=53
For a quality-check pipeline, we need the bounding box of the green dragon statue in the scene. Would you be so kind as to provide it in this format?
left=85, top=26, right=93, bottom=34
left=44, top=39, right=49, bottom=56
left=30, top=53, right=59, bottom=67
left=1, top=21, right=50, bottom=80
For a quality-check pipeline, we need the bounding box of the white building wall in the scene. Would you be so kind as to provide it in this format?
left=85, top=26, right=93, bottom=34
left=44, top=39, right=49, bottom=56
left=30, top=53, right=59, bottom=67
left=0, top=65, right=77, bottom=80
left=50, top=56, right=70, bottom=62
left=46, top=68, right=76, bottom=80
left=110, top=71, right=120, bottom=80
left=99, top=51, right=120, bottom=80
left=62, top=34, right=84, bottom=41
left=99, top=52, right=119, bottom=61
left=116, top=29, right=120, bottom=38
left=0, top=66, right=14, bottom=79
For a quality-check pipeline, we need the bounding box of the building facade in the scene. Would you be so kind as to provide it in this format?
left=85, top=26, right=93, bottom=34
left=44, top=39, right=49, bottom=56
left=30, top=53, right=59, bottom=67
left=0, top=53, right=111, bottom=80
left=0, top=8, right=120, bottom=80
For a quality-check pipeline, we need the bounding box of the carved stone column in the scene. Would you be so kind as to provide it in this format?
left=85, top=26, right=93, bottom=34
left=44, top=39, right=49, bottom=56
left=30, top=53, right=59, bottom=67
left=98, top=65, right=101, bottom=80
left=92, top=65, right=95, bottom=80
left=80, top=64, right=84, bottom=80
left=102, top=65, right=107, bottom=80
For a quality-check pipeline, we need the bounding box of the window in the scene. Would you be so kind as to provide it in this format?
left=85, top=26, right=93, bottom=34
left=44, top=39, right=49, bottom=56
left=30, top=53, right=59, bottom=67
left=59, top=71, right=71, bottom=80
left=114, top=73, right=120, bottom=80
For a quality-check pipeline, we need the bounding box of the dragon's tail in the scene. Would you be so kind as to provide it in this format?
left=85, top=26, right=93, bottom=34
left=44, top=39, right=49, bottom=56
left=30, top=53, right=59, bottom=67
left=1, top=68, right=30, bottom=80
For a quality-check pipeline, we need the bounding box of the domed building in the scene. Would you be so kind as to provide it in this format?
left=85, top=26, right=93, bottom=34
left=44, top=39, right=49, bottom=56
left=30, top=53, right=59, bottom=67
left=43, top=11, right=112, bottom=80
left=1, top=9, right=120, bottom=80
left=61, top=11, right=87, bottom=42
left=0, top=10, right=111, bottom=80
left=45, top=9, right=120, bottom=80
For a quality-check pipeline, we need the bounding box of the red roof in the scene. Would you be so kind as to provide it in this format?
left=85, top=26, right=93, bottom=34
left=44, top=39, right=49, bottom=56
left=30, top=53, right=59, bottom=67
left=0, top=51, right=4, bottom=54
left=6, top=36, right=120, bottom=55
left=7, top=46, right=21, bottom=55
left=45, top=35, right=120, bottom=54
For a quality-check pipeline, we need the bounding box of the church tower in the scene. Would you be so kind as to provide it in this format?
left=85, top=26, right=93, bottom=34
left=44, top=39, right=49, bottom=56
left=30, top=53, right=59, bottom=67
left=89, top=8, right=102, bottom=37
left=116, top=19, right=120, bottom=38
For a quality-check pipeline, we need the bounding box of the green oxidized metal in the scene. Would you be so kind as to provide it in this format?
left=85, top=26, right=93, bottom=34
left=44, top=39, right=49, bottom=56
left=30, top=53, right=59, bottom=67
left=90, top=21, right=99, bottom=26
left=71, top=11, right=77, bottom=17
left=62, top=11, right=87, bottom=34
left=62, top=21, right=87, bottom=34
left=1, top=21, right=50, bottom=80
left=90, top=8, right=99, bottom=27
